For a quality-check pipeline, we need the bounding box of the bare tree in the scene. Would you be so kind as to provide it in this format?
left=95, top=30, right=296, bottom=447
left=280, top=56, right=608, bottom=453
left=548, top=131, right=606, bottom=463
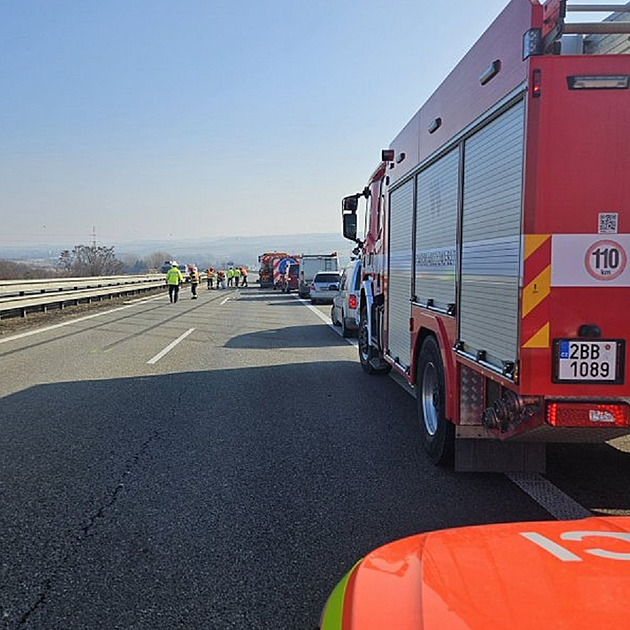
left=58, top=245, right=125, bottom=277
left=120, top=255, right=149, bottom=274
left=0, top=259, right=58, bottom=280
left=144, top=251, right=173, bottom=271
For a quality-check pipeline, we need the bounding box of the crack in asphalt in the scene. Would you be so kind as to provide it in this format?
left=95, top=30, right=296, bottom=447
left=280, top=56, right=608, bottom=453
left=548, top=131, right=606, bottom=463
left=12, top=408, right=181, bottom=628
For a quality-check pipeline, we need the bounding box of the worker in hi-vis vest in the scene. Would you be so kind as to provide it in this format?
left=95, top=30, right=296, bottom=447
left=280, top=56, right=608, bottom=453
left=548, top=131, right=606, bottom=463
left=189, top=267, right=200, bottom=299
left=239, top=266, right=248, bottom=287
left=217, top=269, right=227, bottom=289
left=166, top=263, right=184, bottom=303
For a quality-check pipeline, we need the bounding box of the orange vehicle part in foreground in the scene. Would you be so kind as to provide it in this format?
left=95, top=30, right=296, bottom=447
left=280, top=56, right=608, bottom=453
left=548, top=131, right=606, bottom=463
left=320, top=516, right=630, bottom=630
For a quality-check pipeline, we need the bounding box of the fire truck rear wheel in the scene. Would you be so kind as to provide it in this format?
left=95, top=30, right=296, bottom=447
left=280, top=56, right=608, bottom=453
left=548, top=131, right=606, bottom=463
left=417, top=336, right=454, bottom=466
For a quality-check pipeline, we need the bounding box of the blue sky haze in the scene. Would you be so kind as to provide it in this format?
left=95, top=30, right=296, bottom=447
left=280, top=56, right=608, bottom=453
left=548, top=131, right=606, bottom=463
left=0, top=0, right=618, bottom=248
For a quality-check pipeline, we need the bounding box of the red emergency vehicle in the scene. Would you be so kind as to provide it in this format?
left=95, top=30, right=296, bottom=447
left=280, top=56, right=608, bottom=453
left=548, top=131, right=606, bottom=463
left=281, top=262, right=300, bottom=293
left=258, top=252, right=290, bottom=288
left=341, top=0, right=630, bottom=471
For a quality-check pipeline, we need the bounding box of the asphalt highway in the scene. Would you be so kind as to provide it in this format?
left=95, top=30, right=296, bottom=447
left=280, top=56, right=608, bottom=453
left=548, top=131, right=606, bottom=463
left=0, top=283, right=628, bottom=629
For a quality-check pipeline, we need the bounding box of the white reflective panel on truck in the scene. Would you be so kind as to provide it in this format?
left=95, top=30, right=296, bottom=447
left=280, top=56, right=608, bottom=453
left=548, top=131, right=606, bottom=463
left=415, top=147, right=459, bottom=310
left=459, top=99, right=525, bottom=368
left=388, top=178, right=414, bottom=370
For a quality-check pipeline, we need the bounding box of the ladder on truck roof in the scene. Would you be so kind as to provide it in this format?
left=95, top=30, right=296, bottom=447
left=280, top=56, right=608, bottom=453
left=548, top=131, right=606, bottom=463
left=565, top=3, right=630, bottom=35
left=536, top=0, right=630, bottom=55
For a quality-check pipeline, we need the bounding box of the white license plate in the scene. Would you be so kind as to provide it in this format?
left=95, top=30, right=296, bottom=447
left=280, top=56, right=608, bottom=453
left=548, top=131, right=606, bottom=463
left=555, top=339, right=623, bottom=383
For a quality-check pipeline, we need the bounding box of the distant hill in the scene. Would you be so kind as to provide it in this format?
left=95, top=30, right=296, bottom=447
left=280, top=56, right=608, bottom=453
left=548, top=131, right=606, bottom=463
left=1, top=233, right=356, bottom=269
left=116, top=233, right=354, bottom=267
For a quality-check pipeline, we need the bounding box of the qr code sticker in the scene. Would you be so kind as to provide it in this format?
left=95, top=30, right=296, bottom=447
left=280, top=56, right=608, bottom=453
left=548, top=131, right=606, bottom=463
left=599, top=213, right=618, bottom=234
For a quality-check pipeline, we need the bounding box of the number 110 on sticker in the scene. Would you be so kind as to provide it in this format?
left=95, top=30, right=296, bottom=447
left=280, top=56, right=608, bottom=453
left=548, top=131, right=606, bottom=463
left=585, top=239, right=627, bottom=281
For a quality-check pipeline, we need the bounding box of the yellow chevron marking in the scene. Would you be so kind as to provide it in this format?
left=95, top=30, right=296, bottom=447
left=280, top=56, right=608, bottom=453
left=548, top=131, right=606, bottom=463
left=522, top=265, right=551, bottom=317
left=524, top=234, right=551, bottom=260
left=523, top=322, right=550, bottom=349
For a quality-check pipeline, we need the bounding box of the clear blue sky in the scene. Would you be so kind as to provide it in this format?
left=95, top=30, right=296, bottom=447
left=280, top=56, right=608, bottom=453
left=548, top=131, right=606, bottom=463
left=0, top=0, right=618, bottom=248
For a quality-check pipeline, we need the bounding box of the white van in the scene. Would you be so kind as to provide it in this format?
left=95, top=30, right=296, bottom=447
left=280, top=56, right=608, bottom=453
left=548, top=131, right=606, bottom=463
left=297, top=253, right=339, bottom=298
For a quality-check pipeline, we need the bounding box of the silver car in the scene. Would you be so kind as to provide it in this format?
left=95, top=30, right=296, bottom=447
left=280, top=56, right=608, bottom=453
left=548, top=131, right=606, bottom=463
left=331, top=260, right=361, bottom=337
left=309, top=271, right=341, bottom=304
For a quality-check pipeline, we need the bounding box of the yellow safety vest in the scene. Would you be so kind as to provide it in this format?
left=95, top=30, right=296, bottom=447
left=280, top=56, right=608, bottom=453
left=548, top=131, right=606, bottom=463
left=166, top=267, right=183, bottom=285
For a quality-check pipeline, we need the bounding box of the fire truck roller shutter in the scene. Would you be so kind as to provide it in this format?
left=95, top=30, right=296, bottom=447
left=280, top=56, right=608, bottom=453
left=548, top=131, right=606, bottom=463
left=459, top=99, right=525, bottom=369
left=388, top=178, right=415, bottom=371
left=415, top=147, right=459, bottom=311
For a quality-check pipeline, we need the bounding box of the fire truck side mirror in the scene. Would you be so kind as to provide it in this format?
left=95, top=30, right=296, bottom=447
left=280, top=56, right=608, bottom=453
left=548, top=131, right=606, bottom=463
left=342, top=212, right=358, bottom=242
left=342, top=195, right=359, bottom=213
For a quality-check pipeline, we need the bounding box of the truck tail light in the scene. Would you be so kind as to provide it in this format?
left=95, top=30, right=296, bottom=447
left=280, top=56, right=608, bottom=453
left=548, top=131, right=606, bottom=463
left=532, top=69, right=542, bottom=98
left=547, top=402, right=630, bottom=428
left=348, top=294, right=358, bottom=309
left=567, top=75, right=630, bottom=90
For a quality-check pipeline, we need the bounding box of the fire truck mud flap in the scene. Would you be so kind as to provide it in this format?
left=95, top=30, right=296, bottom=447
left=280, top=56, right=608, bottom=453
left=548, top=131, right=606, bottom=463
left=454, top=439, right=546, bottom=473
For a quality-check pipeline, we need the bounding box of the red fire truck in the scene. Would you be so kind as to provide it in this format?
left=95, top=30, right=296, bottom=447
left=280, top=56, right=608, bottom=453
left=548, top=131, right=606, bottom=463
left=341, top=0, right=630, bottom=472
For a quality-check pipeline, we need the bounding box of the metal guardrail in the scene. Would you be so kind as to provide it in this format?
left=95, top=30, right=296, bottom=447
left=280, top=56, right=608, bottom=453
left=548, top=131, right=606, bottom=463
left=0, top=274, right=163, bottom=298
left=0, top=274, right=168, bottom=320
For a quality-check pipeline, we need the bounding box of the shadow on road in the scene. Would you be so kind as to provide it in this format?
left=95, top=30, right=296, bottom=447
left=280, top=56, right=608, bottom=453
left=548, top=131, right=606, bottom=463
left=263, top=299, right=311, bottom=307
left=233, top=292, right=297, bottom=303
left=546, top=442, right=630, bottom=516
left=225, top=324, right=343, bottom=349
left=0, top=359, right=557, bottom=629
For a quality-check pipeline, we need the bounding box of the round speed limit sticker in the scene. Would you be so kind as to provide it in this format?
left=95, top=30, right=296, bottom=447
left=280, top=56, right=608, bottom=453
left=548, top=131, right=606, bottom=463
left=585, top=240, right=628, bottom=281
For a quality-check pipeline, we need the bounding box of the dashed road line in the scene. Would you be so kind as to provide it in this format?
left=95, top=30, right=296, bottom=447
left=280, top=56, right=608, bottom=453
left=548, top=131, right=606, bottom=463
left=506, top=473, right=592, bottom=520
left=147, top=328, right=195, bottom=364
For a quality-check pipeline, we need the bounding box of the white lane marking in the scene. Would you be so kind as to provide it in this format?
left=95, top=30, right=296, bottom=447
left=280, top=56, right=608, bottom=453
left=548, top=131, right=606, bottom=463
left=0, top=293, right=169, bottom=345
left=507, top=473, right=592, bottom=520
left=0, top=302, right=140, bottom=345
left=296, top=296, right=357, bottom=347
left=147, top=328, right=195, bottom=364
left=123, top=295, right=167, bottom=305
left=220, top=297, right=231, bottom=305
